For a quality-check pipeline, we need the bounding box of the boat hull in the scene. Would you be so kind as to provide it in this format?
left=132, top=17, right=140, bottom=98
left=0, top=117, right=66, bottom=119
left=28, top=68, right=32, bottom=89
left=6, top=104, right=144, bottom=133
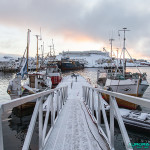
left=103, top=78, right=149, bottom=109
left=102, top=94, right=138, bottom=109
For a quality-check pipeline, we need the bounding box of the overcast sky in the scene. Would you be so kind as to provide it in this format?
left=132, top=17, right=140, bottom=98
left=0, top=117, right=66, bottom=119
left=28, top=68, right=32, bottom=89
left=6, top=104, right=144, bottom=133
left=0, top=0, right=150, bottom=59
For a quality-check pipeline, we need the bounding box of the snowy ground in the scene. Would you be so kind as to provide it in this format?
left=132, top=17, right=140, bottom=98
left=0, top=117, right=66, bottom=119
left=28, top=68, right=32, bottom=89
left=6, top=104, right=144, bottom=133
left=43, top=75, right=110, bottom=150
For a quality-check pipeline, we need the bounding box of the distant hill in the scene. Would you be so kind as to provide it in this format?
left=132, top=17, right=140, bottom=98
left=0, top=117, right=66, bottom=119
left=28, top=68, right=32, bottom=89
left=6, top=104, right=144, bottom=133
left=0, top=52, right=21, bottom=59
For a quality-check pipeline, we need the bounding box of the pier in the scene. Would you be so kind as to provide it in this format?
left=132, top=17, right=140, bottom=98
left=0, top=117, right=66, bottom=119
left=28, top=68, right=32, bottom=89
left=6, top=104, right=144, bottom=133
left=1, top=75, right=150, bottom=149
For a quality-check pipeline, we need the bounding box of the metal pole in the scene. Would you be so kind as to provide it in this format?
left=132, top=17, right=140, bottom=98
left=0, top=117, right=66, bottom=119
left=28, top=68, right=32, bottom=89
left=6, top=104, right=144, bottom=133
left=39, top=97, right=43, bottom=150
left=57, top=90, right=59, bottom=115
left=110, top=96, right=114, bottom=149
left=27, top=29, right=31, bottom=72
left=97, top=92, right=101, bottom=126
left=0, top=108, right=4, bottom=150
left=92, top=89, right=94, bottom=115
left=118, top=28, right=130, bottom=76
left=109, top=39, right=115, bottom=58
left=35, top=35, right=39, bottom=72
left=51, top=92, right=54, bottom=127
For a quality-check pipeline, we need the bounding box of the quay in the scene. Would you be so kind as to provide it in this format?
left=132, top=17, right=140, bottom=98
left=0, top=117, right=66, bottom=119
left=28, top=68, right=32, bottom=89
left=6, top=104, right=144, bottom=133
left=1, top=75, right=150, bottom=149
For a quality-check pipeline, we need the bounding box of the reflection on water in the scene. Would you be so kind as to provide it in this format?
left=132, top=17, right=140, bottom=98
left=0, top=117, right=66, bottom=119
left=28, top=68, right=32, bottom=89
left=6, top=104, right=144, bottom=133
left=3, top=105, right=38, bottom=150
left=1, top=67, right=150, bottom=150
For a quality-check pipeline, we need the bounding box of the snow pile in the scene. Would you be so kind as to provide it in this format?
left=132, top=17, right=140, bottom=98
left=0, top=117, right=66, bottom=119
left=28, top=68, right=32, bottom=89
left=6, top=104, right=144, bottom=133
left=119, top=108, right=131, bottom=117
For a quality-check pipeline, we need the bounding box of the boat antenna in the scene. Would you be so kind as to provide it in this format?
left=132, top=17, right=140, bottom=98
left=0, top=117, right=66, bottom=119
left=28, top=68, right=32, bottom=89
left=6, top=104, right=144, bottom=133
left=109, top=38, right=115, bottom=58
left=41, top=42, right=45, bottom=66
left=118, top=28, right=130, bottom=76
left=40, top=27, right=42, bottom=40
left=48, top=45, right=52, bottom=56
left=116, top=48, right=119, bottom=68
left=52, top=39, right=55, bottom=56
left=27, top=29, right=31, bottom=72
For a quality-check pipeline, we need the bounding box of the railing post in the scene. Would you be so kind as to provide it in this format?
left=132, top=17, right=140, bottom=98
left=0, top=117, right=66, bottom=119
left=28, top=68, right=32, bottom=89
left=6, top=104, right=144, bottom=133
left=61, top=88, right=64, bottom=105
left=22, top=98, right=41, bottom=150
left=39, top=97, right=43, bottom=150
left=83, top=86, right=85, bottom=99
left=59, top=89, right=62, bottom=110
left=64, top=86, right=67, bottom=101
left=89, top=88, right=91, bottom=108
left=85, top=87, right=87, bottom=104
left=63, top=87, right=65, bottom=103
left=97, top=92, right=101, bottom=126
left=42, top=94, right=52, bottom=143
left=66, top=86, right=68, bottom=100
left=86, top=88, right=89, bottom=106
left=57, top=90, right=59, bottom=115
left=59, top=90, right=61, bottom=110
left=60, top=88, right=63, bottom=108
left=51, top=92, right=54, bottom=127
left=82, top=86, right=84, bottom=98
left=0, top=108, right=4, bottom=150
left=62, top=88, right=64, bottom=106
left=92, top=89, right=94, bottom=115
left=99, top=93, right=110, bottom=141
left=65, top=86, right=68, bottom=101
left=62, top=87, right=64, bottom=105
left=110, top=96, right=114, bottom=149
left=111, top=96, right=133, bottom=150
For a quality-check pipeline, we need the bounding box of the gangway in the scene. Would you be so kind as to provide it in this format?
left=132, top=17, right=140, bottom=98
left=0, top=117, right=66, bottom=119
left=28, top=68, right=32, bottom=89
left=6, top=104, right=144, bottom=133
left=1, top=75, right=150, bottom=149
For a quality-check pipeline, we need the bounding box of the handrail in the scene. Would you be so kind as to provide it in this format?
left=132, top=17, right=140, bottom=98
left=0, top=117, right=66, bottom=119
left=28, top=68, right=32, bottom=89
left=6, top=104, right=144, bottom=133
left=0, top=86, right=67, bottom=113
left=0, top=85, right=68, bottom=150
left=83, top=85, right=134, bottom=150
left=84, top=86, right=150, bottom=108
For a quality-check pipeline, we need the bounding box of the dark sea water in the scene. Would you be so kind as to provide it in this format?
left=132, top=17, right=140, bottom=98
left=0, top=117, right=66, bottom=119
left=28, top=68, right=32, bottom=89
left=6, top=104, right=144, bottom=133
left=0, top=67, right=150, bottom=150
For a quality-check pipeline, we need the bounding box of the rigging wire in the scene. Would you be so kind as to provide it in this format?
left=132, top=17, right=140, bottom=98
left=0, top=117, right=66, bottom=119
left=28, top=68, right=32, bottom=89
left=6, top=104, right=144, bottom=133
left=125, top=49, right=142, bottom=74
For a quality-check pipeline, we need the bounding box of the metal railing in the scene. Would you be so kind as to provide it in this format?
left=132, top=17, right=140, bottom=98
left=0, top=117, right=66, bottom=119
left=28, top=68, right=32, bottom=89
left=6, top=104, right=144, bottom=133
left=0, top=86, right=68, bottom=150
left=82, top=85, right=150, bottom=150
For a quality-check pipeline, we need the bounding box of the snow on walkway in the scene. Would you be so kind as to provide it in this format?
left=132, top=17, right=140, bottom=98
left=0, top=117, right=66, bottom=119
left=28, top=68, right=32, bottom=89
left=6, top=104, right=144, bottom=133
left=43, top=75, right=110, bottom=150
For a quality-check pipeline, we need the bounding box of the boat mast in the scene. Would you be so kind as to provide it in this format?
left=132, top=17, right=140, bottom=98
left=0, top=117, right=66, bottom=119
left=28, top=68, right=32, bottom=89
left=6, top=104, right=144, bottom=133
left=48, top=45, right=52, bottom=56
left=27, top=29, right=31, bottom=72
left=116, top=48, right=119, bottom=69
left=52, top=39, right=55, bottom=56
left=109, top=38, right=115, bottom=58
left=118, top=28, right=130, bottom=76
left=41, top=42, right=44, bottom=66
left=35, top=35, right=40, bottom=72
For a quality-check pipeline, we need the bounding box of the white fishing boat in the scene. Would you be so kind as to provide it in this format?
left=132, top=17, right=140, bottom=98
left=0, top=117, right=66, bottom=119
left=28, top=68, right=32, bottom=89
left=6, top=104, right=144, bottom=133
left=99, top=28, right=149, bottom=109
left=7, top=29, right=52, bottom=100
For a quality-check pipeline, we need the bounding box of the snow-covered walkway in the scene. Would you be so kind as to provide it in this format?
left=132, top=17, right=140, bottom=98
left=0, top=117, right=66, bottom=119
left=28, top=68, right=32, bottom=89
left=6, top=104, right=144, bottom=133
left=43, top=75, right=110, bottom=150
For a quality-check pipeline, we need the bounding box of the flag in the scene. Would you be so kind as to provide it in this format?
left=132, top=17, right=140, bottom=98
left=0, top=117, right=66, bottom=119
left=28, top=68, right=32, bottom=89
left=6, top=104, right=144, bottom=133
left=17, top=59, right=27, bottom=78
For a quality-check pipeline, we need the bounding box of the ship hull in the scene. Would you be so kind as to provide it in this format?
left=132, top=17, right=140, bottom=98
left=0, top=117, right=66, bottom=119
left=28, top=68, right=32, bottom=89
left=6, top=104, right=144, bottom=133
left=103, top=78, right=149, bottom=109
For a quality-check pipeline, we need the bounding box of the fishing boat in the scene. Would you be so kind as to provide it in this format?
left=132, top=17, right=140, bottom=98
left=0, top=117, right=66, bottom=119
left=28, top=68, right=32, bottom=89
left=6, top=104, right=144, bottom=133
left=46, top=62, right=62, bottom=87
left=7, top=29, right=52, bottom=100
left=98, top=28, right=149, bottom=109
left=58, top=57, right=84, bottom=71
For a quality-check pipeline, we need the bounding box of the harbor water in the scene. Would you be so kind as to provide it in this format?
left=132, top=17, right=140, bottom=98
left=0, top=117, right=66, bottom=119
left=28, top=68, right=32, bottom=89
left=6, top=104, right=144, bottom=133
left=0, top=67, right=150, bottom=149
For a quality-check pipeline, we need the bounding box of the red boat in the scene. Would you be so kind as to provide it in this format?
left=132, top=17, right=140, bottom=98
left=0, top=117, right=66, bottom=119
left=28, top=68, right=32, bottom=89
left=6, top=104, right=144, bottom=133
left=46, top=63, right=62, bottom=87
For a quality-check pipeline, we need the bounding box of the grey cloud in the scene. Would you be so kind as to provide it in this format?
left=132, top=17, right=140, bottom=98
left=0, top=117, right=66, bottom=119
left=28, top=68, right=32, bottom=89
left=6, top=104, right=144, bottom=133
left=0, top=0, right=150, bottom=57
